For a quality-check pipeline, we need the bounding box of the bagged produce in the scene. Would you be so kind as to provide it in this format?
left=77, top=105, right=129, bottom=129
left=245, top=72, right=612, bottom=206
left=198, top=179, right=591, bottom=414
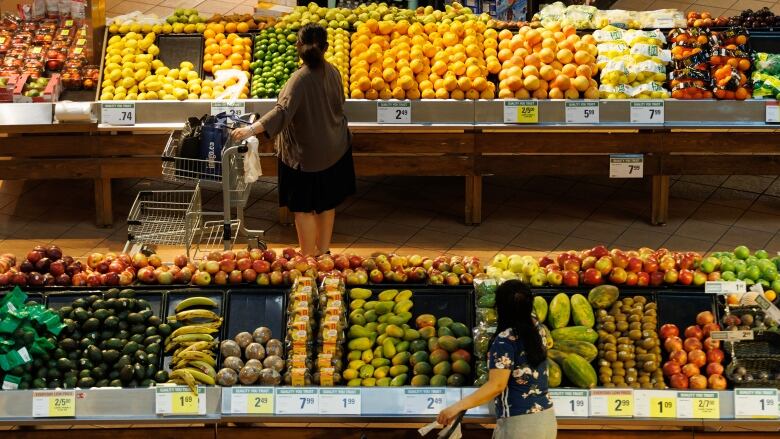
left=313, top=276, right=346, bottom=386
left=473, top=277, right=497, bottom=385
left=284, top=276, right=316, bottom=386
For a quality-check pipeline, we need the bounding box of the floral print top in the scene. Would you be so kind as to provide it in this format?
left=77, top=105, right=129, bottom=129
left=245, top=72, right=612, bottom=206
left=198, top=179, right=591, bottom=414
left=488, top=326, right=553, bottom=418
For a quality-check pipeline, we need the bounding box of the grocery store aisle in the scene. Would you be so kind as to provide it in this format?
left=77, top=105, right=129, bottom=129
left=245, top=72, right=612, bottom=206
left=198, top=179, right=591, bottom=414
left=0, top=174, right=778, bottom=260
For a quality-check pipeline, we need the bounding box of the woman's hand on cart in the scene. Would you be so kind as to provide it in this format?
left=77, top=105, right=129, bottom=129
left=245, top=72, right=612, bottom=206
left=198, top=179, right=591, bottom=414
left=229, top=125, right=254, bottom=143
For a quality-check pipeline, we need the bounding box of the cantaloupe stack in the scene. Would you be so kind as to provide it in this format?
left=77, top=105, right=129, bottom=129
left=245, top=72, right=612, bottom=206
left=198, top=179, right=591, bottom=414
left=496, top=25, right=599, bottom=99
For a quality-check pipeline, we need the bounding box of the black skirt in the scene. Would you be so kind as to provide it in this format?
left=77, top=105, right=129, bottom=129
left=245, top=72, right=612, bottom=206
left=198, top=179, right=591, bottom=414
left=278, top=147, right=356, bottom=213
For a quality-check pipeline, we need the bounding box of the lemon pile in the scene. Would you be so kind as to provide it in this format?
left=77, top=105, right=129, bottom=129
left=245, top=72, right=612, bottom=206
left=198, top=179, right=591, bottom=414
left=594, top=27, right=671, bottom=99
left=326, top=28, right=350, bottom=96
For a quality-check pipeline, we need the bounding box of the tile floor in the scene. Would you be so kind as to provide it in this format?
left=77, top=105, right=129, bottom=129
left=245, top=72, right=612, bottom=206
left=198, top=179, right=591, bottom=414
left=0, top=174, right=777, bottom=262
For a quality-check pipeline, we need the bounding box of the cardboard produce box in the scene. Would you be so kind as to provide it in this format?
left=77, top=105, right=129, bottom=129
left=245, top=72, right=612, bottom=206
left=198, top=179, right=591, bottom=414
left=13, top=73, right=62, bottom=103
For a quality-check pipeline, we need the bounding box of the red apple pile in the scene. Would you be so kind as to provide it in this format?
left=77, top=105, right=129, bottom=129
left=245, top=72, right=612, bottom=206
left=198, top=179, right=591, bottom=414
left=660, top=311, right=727, bottom=390
left=548, top=246, right=706, bottom=288
left=189, top=248, right=282, bottom=286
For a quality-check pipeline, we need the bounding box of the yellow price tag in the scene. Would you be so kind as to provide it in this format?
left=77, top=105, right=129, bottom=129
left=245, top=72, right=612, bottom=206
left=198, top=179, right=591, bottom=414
left=171, top=391, right=199, bottom=414
left=693, top=396, right=719, bottom=419
left=48, top=394, right=75, bottom=417
left=607, top=394, right=633, bottom=416
left=650, top=397, right=676, bottom=418
left=516, top=102, right=538, bottom=123
left=246, top=393, right=274, bottom=414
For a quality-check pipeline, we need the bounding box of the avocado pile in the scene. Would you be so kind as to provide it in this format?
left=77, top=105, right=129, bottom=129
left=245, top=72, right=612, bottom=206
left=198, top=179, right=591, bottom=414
left=39, top=288, right=171, bottom=388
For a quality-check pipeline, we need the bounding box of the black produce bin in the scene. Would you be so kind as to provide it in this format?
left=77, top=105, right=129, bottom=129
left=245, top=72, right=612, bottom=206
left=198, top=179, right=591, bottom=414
left=163, top=288, right=226, bottom=371
left=157, top=34, right=205, bottom=78
left=223, top=288, right=287, bottom=343
left=361, top=285, right=475, bottom=329
left=655, top=291, right=718, bottom=333
left=0, top=290, right=44, bottom=305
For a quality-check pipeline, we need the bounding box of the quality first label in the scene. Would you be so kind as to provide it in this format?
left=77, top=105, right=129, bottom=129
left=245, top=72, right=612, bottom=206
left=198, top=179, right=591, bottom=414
left=275, top=388, right=319, bottom=415
left=610, top=154, right=644, bottom=178
left=565, top=101, right=599, bottom=124
left=590, top=388, right=633, bottom=417
left=211, top=102, right=245, bottom=117
left=155, top=386, right=206, bottom=415
left=404, top=388, right=446, bottom=415
left=377, top=101, right=411, bottom=124
left=677, top=391, right=719, bottom=419
left=229, top=387, right=274, bottom=414
left=630, top=101, right=664, bottom=123
left=32, top=390, right=76, bottom=417
left=550, top=389, right=588, bottom=417
left=735, top=389, right=779, bottom=419
left=503, top=100, right=538, bottom=124
left=318, top=388, right=361, bottom=415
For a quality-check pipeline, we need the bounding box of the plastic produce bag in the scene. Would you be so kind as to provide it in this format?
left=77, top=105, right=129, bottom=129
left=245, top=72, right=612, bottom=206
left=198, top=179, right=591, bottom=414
left=213, top=69, right=248, bottom=102
left=752, top=72, right=780, bottom=98
left=243, top=136, right=262, bottom=184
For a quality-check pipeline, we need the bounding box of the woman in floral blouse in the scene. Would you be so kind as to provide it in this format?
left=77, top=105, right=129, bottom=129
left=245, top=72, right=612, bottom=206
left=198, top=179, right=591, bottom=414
left=438, top=280, right=556, bottom=438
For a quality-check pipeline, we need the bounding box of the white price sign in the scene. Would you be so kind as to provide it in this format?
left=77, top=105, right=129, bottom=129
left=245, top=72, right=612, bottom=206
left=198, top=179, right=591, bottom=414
left=155, top=386, right=206, bottom=415
left=766, top=102, right=779, bottom=123
left=404, top=388, right=446, bottom=415
left=101, top=103, right=136, bottom=126
left=610, top=154, right=644, bottom=178
left=630, top=101, right=664, bottom=124
left=463, top=388, right=491, bottom=416
left=211, top=102, right=246, bottom=117
left=318, top=388, right=361, bottom=415
left=711, top=330, right=754, bottom=341
left=590, top=388, right=634, bottom=417
left=705, top=280, right=747, bottom=294
left=565, top=101, right=599, bottom=124
left=377, top=101, right=411, bottom=124
left=229, top=387, right=274, bottom=414
left=32, top=390, right=76, bottom=417
left=735, top=389, right=779, bottom=419
left=755, top=295, right=780, bottom=322
left=275, top=388, right=319, bottom=415
left=550, top=389, right=589, bottom=417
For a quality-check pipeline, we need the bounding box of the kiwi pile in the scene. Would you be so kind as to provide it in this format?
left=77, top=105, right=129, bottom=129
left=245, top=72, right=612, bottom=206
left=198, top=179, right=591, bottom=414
left=217, top=327, right=284, bottom=386
left=596, top=296, right=665, bottom=389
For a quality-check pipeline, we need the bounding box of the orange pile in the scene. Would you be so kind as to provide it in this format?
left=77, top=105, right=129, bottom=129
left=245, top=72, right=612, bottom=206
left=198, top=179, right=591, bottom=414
left=496, top=25, right=599, bottom=99
left=348, top=18, right=495, bottom=100
left=203, top=30, right=253, bottom=74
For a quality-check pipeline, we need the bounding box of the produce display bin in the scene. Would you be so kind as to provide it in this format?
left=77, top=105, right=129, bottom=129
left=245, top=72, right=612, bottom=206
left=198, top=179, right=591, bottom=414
left=156, top=34, right=205, bottom=78
left=45, top=291, right=102, bottom=309
left=0, top=290, right=43, bottom=304
left=361, top=285, right=475, bottom=329
left=164, top=288, right=225, bottom=321
left=222, top=288, right=287, bottom=342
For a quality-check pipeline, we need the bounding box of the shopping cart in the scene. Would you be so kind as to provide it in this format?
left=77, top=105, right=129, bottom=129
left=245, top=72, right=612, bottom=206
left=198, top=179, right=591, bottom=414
left=124, top=113, right=266, bottom=258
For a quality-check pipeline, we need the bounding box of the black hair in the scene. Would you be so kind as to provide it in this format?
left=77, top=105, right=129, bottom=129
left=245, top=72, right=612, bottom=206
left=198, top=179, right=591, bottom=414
left=297, top=23, right=328, bottom=69
left=494, top=279, right=546, bottom=368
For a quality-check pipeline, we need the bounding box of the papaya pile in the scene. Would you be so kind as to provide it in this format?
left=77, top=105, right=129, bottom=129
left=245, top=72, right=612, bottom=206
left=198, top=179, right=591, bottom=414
left=535, top=290, right=599, bottom=389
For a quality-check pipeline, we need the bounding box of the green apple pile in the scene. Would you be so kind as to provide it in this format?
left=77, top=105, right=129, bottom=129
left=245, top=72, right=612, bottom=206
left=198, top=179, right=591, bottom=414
left=250, top=28, right=298, bottom=98
left=279, top=3, right=358, bottom=31
left=487, top=254, right=549, bottom=286
left=166, top=9, right=206, bottom=25
left=708, top=246, right=780, bottom=291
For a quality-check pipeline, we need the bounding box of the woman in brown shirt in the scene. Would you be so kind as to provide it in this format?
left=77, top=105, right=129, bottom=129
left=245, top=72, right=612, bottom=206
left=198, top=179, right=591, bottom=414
left=232, top=23, right=355, bottom=257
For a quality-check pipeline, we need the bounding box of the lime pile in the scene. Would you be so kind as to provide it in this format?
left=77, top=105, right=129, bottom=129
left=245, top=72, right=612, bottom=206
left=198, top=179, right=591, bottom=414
left=250, top=28, right=299, bottom=99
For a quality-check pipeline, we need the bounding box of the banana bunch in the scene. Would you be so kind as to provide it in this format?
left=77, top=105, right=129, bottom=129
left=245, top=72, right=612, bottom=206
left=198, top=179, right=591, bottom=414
left=165, top=297, right=222, bottom=393
left=343, top=289, right=417, bottom=387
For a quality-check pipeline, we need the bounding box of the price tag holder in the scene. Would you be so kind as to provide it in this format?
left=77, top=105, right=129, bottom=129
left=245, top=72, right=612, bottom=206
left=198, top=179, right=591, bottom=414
left=610, top=154, right=644, bottom=178
left=155, top=386, right=206, bottom=415
left=630, top=101, right=664, bottom=124
left=211, top=102, right=246, bottom=117
left=462, top=388, right=491, bottom=416
left=377, top=101, right=411, bottom=124
left=755, top=295, right=780, bottom=321
left=677, top=391, right=719, bottom=419
left=705, top=281, right=747, bottom=295
left=404, top=388, right=446, bottom=415
left=565, top=101, right=599, bottom=124
left=275, top=388, right=319, bottom=415
left=318, top=388, right=361, bottom=415
left=766, top=101, right=779, bottom=123
left=503, top=100, right=538, bottom=124
left=229, top=387, right=274, bottom=414
left=711, top=330, right=754, bottom=341
left=550, top=389, right=589, bottom=417
left=32, top=390, right=76, bottom=417
left=590, top=388, right=633, bottom=417
left=735, top=388, right=779, bottom=419
left=101, top=103, right=136, bottom=126
left=635, top=390, right=676, bottom=418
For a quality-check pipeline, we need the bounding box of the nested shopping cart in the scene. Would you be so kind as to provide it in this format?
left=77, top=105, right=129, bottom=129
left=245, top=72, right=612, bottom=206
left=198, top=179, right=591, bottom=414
left=124, top=115, right=266, bottom=258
